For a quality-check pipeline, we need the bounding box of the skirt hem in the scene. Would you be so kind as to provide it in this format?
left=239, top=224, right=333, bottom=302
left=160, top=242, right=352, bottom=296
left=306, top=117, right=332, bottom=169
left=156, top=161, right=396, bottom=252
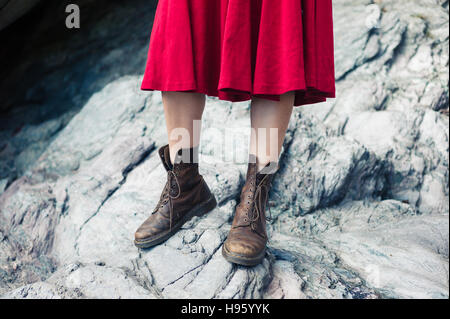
left=141, top=81, right=335, bottom=106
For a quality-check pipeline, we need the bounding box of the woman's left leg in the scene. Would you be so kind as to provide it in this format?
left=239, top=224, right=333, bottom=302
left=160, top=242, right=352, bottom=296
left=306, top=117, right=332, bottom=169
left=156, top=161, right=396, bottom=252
left=250, top=91, right=295, bottom=170
left=222, top=92, right=295, bottom=266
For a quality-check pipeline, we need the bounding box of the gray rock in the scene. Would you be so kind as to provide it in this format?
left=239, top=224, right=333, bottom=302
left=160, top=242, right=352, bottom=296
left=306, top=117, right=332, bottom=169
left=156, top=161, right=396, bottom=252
left=0, top=179, right=6, bottom=195
left=2, top=263, right=157, bottom=299
left=1, top=282, right=61, bottom=299
left=264, top=261, right=307, bottom=299
left=273, top=111, right=387, bottom=216
left=0, top=0, right=448, bottom=299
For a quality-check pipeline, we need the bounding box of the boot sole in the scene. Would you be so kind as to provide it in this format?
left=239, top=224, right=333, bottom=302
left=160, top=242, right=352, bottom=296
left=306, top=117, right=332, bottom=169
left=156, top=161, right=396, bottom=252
left=222, top=243, right=266, bottom=267
left=134, top=194, right=217, bottom=249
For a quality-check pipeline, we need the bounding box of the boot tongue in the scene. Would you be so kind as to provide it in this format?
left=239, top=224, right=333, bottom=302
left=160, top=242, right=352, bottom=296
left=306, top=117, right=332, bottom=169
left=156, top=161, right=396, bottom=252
left=247, top=155, right=278, bottom=185
left=159, top=145, right=173, bottom=171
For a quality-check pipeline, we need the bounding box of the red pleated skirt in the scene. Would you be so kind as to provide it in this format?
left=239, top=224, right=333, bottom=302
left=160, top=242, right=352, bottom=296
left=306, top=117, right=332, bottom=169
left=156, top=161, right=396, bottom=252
left=141, top=0, right=335, bottom=106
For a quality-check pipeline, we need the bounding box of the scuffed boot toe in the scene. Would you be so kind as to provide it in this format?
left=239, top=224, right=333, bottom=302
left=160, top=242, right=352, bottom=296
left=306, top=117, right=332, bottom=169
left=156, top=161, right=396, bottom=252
left=222, top=236, right=266, bottom=266
left=134, top=215, right=169, bottom=248
left=134, top=227, right=154, bottom=242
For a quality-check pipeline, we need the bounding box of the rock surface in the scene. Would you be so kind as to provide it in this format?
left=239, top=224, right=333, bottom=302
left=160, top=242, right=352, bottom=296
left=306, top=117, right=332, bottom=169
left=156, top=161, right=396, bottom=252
left=0, top=0, right=448, bottom=299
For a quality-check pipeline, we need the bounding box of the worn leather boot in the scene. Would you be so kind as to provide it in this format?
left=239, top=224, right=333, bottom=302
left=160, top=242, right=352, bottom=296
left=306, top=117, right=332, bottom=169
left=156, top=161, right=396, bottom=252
left=222, top=158, right=277, bottom=266
left=134, top=144, right=217, bottom=248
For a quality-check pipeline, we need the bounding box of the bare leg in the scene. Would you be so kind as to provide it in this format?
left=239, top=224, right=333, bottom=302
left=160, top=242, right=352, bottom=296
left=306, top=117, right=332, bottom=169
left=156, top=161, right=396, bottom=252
left=162, top=91, right=206, bottom=163
left=250, top=91, right=295, bottom=172
left=135, top=91, right=215, bottom=249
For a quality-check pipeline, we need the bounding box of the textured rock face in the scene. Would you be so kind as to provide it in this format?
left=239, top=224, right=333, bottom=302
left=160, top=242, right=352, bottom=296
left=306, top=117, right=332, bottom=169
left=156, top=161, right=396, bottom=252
left=0, top=0, right=448, bottom=299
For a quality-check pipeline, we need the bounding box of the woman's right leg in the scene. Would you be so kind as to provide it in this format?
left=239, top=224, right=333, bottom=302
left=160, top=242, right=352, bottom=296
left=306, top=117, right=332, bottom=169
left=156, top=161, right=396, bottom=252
left=162, top=91, right=205, bottom=164
left=134, top=91, right=216, bottom=249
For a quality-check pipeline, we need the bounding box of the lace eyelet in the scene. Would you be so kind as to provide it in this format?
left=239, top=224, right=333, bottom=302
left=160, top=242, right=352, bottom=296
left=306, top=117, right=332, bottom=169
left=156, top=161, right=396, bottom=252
left=244, top=218, right=248, bottom=222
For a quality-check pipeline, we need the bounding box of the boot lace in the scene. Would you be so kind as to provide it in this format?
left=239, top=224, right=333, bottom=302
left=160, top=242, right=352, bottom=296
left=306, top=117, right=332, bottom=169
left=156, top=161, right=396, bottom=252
left=234, top=180, right=272, bottom=237
left=153, top=169, right=181, bottom=231
left=248, top=183, right=272, bottom=227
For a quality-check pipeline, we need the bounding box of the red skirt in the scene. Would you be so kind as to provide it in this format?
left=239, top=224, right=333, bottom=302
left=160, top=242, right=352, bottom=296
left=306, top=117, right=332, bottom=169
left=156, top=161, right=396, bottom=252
left=141, top=0, right=335, bottom=106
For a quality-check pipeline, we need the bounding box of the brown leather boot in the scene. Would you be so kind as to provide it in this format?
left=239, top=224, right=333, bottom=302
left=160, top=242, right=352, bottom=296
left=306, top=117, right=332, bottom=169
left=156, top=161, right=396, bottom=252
left=222, top=158, right=277, bottom=266
left=134, top=144, right=217, bottom=248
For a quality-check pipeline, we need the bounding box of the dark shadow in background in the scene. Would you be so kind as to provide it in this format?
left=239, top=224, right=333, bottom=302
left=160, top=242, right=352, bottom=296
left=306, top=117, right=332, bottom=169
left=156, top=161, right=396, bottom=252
left=0, top=0, right=157, bottom=184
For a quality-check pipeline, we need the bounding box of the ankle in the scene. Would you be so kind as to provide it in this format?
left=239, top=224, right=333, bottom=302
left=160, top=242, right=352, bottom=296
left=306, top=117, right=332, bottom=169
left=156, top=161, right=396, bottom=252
left=248, top=154, right=278, bottom=178
left=256, top=160, right=270, bottom=173
left=257, top=161, right=278, bottom=175
left=171, top=145, right=199, bottom=165
left=249, top=154, right=278, bottom=174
